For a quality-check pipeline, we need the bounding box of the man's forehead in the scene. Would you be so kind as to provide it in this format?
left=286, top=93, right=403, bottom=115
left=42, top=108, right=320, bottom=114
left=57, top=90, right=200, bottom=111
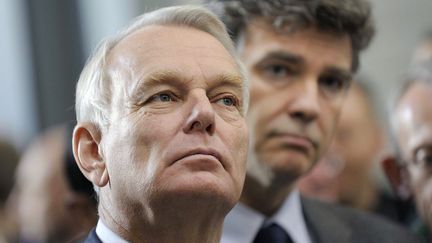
left=130, top=69, right=244, bottom=96
left=245, top=17, right=348, bottom=39
left=107, top=24, right=237, bottom=72
left=400, top=82, right=432, bottom=110
left=109, top=24, right=229, bottom=61
left=107, top=25, right=173, bottom=66
left=244, top=18, right=352, bottom=52
left=103, top=25, right=243, bottom=96
left=242, top=20, right=352, bottom=72
left=395, top=83, right=432, bottom=138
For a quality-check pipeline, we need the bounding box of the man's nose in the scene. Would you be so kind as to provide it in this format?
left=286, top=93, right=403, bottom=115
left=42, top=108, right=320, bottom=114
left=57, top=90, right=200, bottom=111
left=287, top=81, right=320, bottom=124
left=183, top=91, right=216, bottom=135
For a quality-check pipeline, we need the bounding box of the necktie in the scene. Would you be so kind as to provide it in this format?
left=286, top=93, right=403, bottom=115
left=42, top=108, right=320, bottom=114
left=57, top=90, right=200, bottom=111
left=253, top=223, right=294, bottom=243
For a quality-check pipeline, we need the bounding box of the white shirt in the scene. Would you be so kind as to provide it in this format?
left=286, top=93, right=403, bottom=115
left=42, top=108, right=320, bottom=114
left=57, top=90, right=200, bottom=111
left=95, top=220, right=129, bottom=243
left=221, top=190, right=313, bottom=243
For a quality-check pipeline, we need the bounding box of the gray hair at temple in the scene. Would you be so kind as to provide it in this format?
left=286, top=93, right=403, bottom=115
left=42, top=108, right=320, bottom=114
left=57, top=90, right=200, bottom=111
left=388, top=59, right=432, bottom=162
left=206, top=0, right=375, bottom=72
left=75, top=5, right=249, bottom=132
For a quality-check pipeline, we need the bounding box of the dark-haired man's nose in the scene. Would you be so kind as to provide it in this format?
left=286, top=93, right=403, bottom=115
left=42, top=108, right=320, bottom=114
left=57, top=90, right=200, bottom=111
left=183, top=91, right=215, bottom=135
left=288, top=82, right=319, bottom=124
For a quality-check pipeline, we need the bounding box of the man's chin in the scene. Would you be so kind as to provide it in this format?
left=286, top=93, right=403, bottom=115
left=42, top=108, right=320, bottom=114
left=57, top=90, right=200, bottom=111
left=156, top=173, right=239, bottom=208
left=267, top=155, right=313, bottom=177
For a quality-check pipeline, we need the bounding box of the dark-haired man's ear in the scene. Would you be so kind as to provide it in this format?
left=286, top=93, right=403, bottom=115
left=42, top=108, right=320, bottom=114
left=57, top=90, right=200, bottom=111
left=72, top=123, right=109, bottom=187
left=381, top=155, right=412, bottom=201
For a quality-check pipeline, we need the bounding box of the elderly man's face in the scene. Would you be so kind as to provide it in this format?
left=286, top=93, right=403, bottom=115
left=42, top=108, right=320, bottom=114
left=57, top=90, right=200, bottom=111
left=100, top=25, right=248, bottom=212
left=240, top=19, right=352, bottom=184
left=395, top=82, right=432, bottom=229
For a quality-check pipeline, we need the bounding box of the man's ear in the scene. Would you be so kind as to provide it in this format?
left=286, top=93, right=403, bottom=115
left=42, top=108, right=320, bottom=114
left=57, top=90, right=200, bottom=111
left=381, top=155, right=412, bottom=201
left=72, top=123, right=109, bottom=187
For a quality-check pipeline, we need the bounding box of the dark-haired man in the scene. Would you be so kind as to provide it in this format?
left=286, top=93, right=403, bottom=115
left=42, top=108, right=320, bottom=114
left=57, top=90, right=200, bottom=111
left=208, top=0, right=419, bottom=242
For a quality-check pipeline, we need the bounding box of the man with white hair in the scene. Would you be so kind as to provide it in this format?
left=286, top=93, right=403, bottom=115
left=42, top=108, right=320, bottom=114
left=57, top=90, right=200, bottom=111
left=72, top=5, right=249, bottom=243
left=386, top=60, right=432, bottom=242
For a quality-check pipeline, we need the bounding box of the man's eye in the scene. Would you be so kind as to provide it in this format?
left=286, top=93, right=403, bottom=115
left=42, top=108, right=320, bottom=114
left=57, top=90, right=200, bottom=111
left=319, top=75, right=349, bottom=94
left=216, top=96, right=237, bottom=107
left=262, top=64, right=294, bottom=78
left=414, top=147, right=432, bottom=168
left=149, top=93, right=176, bottom=103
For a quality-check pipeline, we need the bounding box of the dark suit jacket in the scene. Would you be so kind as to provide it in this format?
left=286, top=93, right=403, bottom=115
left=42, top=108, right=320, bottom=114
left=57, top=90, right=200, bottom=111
left=302, top=196, right=420, bottom=243
left=83, top=229, right=101, bottom=243
left=82, top=198, right=419, bottom=243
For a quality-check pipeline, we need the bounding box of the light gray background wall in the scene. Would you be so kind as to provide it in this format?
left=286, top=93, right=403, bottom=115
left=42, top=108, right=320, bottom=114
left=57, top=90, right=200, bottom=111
left=78, top=0, right=201, bottom=57
left=0, top=0, right=37, bottom=149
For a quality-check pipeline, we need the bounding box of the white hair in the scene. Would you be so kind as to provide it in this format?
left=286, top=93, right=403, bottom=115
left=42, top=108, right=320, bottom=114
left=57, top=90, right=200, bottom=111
left=75, top=5, right=249, bottom=131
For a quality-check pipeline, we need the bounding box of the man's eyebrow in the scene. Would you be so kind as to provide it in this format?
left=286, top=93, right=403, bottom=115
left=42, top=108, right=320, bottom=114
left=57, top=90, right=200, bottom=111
left=130, top=70, right=188, bottom=97
left=324, top=67, right=353, bottom=81
left=257, top=51, right=303, bottom=65
left=129, top=71, right=245, bottom=101
left=210, top=73, right=244, bottom=90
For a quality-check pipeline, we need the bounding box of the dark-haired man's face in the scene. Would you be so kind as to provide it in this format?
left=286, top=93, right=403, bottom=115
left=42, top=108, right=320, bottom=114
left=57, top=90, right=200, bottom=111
left=240, top=19, right=353, bottom=186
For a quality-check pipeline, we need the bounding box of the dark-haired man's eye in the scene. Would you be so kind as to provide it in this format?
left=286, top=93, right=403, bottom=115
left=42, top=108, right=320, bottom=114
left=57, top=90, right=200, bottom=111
left=319, top=75, right=350, bottom=95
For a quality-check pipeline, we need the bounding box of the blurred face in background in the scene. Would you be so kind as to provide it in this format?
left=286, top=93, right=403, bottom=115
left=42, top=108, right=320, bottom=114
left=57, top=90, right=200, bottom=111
left=395, top=82, right=432, bottom=230
left=8, top=127, right=97, bottom=243
left=299, top=83, right=385, bottom=209
left=239, top=19, right=353, bottom=187
left=333, top=84, right=383, bottom=206
left=412, top=38, right=432, bottom=63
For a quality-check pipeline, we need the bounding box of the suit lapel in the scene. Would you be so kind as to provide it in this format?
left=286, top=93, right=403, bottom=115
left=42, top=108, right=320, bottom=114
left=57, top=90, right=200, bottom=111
left=301, top=196, right=351, bottom=243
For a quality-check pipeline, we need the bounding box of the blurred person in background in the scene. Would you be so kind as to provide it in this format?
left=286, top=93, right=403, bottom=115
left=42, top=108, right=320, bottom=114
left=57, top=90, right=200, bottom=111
left=208, top=0, right=418, bottom=242
left=72, top=5, right=249, bottom=243
left=412, top=30, right=432, bottom=64
left=298, top=80, right=408, bottom=221
left=6, top=124, right=97, bottom=243
left=386, top=59, right=432, bottom=243
left=0, top=138, right=19, bottom=242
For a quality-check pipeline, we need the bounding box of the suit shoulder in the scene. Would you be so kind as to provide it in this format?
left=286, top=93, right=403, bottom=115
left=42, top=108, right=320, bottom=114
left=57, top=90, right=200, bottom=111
left=302, top=196, right=420, bottom=243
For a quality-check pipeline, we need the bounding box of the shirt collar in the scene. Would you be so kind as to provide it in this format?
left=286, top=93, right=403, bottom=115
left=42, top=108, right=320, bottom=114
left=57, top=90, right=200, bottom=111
left=95, top=219, right=129, bottom=243
left=221, top=189, right=313, bottom=243
left=271, top=190, right=313, bottom=243
left=222, top=200, right=265, bottom=243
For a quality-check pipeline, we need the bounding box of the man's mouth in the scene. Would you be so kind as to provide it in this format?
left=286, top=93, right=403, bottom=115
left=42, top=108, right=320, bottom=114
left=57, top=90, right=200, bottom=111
left=172, top=148, right=225, bottom=169
left=267, top=132, right=317, bottom=155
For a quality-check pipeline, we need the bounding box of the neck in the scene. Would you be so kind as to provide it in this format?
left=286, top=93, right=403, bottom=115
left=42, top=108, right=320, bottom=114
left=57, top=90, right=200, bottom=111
left=240, top=175, right=295, bottom=217
left=98, top=194, right=227, bottom=243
